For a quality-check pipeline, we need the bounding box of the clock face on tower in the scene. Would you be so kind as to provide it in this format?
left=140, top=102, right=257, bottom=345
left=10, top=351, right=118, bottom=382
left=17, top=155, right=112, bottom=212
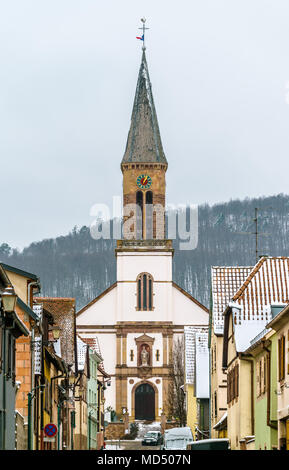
left=136, top=175, right=152, bottom=190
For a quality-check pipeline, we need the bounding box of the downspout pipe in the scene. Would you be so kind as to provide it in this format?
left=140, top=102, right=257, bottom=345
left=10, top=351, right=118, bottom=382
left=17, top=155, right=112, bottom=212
left=1, top=317, right=6, bottom=450
left=208, top=289, right=213, bottom=439
left=262, top=341, right=277, bottom=430
left=51, top=369, right=67, bottom=450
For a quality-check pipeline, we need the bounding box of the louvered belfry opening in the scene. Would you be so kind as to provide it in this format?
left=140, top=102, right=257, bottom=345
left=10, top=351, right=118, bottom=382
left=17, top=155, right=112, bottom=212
left=137, top=273, right=153, bottom=311
left=136, top=191, right=143, bottom=239
left=145, top=191, right=153, bottom=239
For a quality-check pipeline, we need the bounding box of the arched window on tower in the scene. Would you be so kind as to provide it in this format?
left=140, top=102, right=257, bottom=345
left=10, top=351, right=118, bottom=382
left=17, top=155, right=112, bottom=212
left=136, top=273, right=154, bottom=311
left=136, top=191, right=143, bottom=239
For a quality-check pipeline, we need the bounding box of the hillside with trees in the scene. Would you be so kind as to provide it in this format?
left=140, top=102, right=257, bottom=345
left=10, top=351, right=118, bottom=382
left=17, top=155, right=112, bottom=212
left=1, top=193, right=289, bottom=310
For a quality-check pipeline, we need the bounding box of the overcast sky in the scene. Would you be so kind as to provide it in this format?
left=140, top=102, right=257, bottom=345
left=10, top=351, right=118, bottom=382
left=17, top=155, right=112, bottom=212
left=1, top=0, right=289, bottom=249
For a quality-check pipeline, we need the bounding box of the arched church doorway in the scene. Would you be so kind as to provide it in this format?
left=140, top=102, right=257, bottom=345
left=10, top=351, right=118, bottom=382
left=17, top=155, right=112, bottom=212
left=135, top=383, right=155, bottom=420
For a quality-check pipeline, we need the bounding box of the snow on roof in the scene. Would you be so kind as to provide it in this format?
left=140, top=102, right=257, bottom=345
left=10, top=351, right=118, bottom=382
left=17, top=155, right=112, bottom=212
left=213, top=412, right=227, bottom=430
left=164, top=427, right=193, bottom=438
left=184, top=326, right=208, bottom=387
left=195, top=331, right=209, bottom=398
left=234, top=320, right=268, bottom=353
left=211, top=266, right=253, bottom=335
left=77, top=336, right=88, bottom=371
left=232, top=257, right=289, bottom=323
left=33, top=303, right=43, bottom=319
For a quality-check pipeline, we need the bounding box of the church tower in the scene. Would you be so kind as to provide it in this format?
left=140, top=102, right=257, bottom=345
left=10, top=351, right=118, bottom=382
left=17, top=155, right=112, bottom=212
left=121, top=50, right=167, bottom=240
left=76, top=28, right=209, bottom=425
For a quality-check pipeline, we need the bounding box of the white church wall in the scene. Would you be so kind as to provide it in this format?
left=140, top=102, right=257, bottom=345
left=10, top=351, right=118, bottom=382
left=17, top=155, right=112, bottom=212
left=172, top=285, right=209, bottom=325
left=117, top=282, right=171, bottom=322
left=151, top=334, right=163, bottom=367
left=117, top=252, right=172, bottom=282
left=76, top=286, right=117, bottom=325
left=94, top=333, right=116, bottom=374
left=127, top=334, right=138, bottom=367
left=104, top=376, right=116, bottom=411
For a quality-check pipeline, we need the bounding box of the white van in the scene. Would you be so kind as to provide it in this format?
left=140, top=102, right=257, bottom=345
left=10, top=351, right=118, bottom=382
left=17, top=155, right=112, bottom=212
left=161, top=427, right=194, bottom=450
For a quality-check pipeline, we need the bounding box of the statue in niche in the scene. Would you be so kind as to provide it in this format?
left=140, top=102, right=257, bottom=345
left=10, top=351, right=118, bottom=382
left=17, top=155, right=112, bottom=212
left=140, top=345, right=150, bottom=366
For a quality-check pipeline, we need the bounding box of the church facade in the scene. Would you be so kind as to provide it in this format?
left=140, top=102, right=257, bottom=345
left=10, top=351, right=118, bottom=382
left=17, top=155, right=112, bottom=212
left=76, top=50, right=208, bottom=422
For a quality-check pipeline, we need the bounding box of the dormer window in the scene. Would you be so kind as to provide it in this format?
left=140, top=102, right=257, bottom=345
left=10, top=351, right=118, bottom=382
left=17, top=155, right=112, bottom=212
left=136, top=273, right=154, bottom=311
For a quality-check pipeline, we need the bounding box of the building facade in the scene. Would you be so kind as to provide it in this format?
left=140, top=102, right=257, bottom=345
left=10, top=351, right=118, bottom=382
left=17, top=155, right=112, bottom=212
left=222, top=256, right=289, bottom=450
left=0, top=266, right=30, bottom=450
left=245, top=327, right=278, bottom=450
left=209, top=266, right=252, bottom=438
left=267, top=302, right=289, bottom=450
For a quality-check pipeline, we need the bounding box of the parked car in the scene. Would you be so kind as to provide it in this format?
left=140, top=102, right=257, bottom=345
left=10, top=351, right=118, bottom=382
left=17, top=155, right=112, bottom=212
left=161, top=427, right=194, bottom=450
left=142, top=431, right=163, bottom=446
left=187, top=438, right=230, bottom=450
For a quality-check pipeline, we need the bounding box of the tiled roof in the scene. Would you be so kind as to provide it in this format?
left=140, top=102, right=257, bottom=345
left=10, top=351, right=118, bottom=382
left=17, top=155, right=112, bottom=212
left=36, top=297, right=76, bottom=366
left=232, top=257, right=289, bottom=324
left=80, top=336, right=103, bottom=363
left=184, top=326, right=209, bottom=385
left=211, top=266, right=253, bottom=334
left=223, top=257, right=289, bottom=360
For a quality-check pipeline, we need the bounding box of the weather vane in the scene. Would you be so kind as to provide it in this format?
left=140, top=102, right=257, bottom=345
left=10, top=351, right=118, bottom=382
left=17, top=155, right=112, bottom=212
left=136, top=17, right=149, bottom=51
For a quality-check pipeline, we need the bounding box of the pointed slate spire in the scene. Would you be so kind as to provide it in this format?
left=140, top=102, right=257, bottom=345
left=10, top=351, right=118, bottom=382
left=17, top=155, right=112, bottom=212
left=122, top=51, right=167, bottom=165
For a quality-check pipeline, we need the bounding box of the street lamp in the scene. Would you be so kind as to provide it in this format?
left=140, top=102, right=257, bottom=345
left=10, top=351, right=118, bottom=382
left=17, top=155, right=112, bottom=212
left=47, top=326, right=61, bottom=342
left=1, top=286, right=17, bottom=313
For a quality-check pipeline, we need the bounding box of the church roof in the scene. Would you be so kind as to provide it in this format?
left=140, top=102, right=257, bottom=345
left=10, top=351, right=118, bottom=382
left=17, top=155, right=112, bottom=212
left=121, top=51, right=167, bottom=165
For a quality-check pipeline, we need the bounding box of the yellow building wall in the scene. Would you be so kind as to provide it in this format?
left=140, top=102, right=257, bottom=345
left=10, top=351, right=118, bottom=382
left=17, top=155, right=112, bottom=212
left=185, top=384, right=198, bottom=439
left=210, top=333, right=227, bottom=437
left=227, top=357, right=253, bottom=450
left=4, top=271, right=29, bottom=304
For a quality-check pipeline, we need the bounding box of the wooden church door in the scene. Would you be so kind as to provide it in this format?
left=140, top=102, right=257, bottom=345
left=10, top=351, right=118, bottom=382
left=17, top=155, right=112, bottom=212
left=135, top=383, right=155, bottom=420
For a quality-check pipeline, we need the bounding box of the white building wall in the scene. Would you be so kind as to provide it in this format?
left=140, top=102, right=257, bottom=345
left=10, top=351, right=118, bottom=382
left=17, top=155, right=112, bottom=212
left=172, top=286, right=208, bottom=325
left=76, top=287, right=117, bottom=325
left=117, top=282, right=171, bottom=322
left=117, top=252, right=172, bottom=282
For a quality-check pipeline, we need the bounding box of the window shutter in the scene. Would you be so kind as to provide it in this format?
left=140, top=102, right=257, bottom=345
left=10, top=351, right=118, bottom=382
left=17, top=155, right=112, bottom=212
left=227, top=371, right=230, bottom=404
left=256, top=360, right=260, bottom=397
left=278, top=339, right=281, bottom=382
left=278, top=335, right=285, bottom=382
left=261, top=357, right=264, bottom=394
left=227, top=370, right=231, bottom=404
left=236, top=363, right=239, bottom=397
left=264, top=355, right=268, bottom=393
left=287, top=330, right=289, bottom=374
left=281, top=335, right=285, bottom=381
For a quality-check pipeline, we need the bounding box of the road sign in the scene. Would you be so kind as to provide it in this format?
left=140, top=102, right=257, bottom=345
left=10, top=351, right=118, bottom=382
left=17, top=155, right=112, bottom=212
left=43, top=437, right=56, bottom=443
left=44, top=423, right=57, bottom=438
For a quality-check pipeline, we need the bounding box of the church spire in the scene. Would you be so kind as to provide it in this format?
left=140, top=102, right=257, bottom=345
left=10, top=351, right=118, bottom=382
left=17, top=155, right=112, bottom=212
left=121, top=49, right=167, bottom=166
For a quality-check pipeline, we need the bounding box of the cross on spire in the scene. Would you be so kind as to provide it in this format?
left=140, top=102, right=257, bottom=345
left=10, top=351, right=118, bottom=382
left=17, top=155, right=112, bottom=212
left=139, top=17, right=149, bottom=51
